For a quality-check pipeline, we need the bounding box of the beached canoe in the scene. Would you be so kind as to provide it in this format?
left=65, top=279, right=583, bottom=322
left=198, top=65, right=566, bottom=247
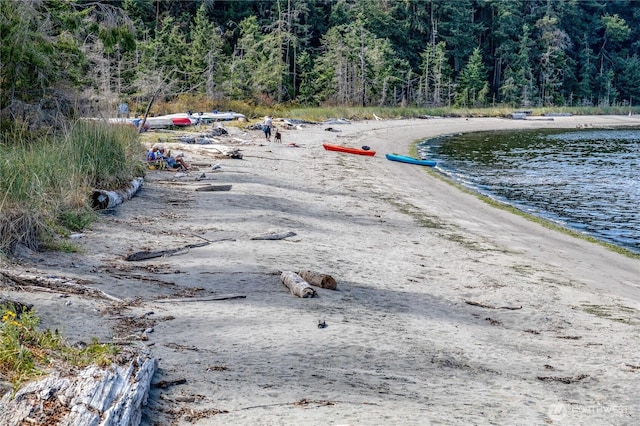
left=323, top=143, right=376, bottom=156
left=385, top=153, right=436, bottom=167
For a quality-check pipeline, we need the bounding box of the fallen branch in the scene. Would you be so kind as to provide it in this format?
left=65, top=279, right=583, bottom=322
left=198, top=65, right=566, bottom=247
left=125, top=241, right=210, bottom=261
left=154, top=294, right=246, bottom=303
left=0, top=270, right=123, bottom=302
left=537, top=374, right=589, bottom=384
left=104, top=271, right=176, bottom=287
left=464, top=300, right=522, bottom=310
left=240, top=399, right=376, bottom=411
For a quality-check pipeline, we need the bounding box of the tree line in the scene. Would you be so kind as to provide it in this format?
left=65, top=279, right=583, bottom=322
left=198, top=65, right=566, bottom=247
left=2, top=0, right=639, bottom=117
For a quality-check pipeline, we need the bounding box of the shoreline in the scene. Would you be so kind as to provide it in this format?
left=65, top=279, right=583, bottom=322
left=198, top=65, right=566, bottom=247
left=3, top=115, right=640, bottom=425
left=409, top=127, right=640, bottom=257
left=422, top=167, right=639, bottom=259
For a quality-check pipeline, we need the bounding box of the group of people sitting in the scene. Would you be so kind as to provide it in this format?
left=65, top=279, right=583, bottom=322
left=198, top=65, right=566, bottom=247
left=147, top=144, right=190, bottom=171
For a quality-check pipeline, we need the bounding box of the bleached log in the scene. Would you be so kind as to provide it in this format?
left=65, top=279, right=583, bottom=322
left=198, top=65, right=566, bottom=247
left=280, top=271, right=316, bottom=298
left=0, top=270, right=123, bottom=303
left=92, top=177, right=144, bottom=210
left=251, top=230, right=296, bottom=240
left=0, top=352, right=157, bottom=426
left=297, top=270, right=337, bottom=290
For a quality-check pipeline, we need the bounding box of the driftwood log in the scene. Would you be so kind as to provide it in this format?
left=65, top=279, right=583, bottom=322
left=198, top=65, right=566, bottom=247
left=0, top=270, right=123, bottom=303
left=280, top=271, right=316, bottom=298
left=124, top=238, right=234, bottom=261
left=125, top=241, right=210, bottom=261
left=0, top=352, right=157, bottom=426
left=463, top=300, right=523, bottom=310
left=297, top=270, right=337, bottom=290
left=92, top=177, right=144, bottom=210
left=251, top=231, right=296, bottom=241
left=194, top=184, right=232, bottom=192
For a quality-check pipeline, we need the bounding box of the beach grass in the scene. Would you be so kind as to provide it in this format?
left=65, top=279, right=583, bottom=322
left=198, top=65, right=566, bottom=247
left=0, top=120, right=144, bottom=255
left=0, top=304, right=119, bottom=392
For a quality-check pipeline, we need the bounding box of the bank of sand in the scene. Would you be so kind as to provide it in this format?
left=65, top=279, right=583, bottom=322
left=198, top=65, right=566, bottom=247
left=3, top=116, right=640, bottom=425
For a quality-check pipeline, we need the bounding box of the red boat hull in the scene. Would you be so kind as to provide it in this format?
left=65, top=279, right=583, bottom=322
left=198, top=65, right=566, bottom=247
left=172, top=117, right=192, bottom=127
left=323, top=143, right=376, bottom=156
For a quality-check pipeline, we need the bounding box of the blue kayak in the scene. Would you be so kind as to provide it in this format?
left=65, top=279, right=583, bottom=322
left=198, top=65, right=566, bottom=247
left=385, top=153, right=436, bottom=167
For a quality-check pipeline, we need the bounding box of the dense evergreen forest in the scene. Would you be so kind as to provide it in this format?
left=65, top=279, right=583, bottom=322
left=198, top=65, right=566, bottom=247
left=2, top=0, right=639, bottom=117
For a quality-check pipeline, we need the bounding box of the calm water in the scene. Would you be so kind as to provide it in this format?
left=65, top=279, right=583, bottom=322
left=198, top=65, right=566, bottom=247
left=417, top=128, right=640, bottom=254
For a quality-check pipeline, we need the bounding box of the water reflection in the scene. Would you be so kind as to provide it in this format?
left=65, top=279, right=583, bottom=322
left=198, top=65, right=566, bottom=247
left=418, top=128, right=640, bottom=254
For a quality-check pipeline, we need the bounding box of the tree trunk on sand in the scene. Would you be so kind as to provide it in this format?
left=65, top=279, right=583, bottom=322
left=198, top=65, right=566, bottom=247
left=297, top=270, right=337, bottom=290
left=92, top=177, right=144, bottom=210
left=0, top=352, right=157, bottom=426
left=280, top=271, right=316, bottom=298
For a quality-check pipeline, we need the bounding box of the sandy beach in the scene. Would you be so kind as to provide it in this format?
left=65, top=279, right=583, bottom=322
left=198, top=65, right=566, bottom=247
left=2, top=115, right=639, bottom=425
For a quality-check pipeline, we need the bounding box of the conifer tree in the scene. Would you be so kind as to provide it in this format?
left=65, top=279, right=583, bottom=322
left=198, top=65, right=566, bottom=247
left=455, top=47, right=489, bottom=107
left=188, top=4, right=225, bottom=100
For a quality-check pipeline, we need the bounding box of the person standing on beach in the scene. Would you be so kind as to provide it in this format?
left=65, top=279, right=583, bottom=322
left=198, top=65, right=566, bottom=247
left=263, top=116, right=272, bottom=142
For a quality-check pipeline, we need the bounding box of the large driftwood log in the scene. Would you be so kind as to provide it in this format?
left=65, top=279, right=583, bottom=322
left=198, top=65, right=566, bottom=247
left=280, top=271, right=316, bottom=298
left=0, top=352, right=157, bottom=426
left=297, top=270, right=337, bottom=290
left=92, top=177, right=144, bottom=210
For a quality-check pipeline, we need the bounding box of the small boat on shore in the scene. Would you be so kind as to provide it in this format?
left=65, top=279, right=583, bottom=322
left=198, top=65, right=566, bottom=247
left=385, top=153, right=436, bottom=167
left=144, top=116, right=173, bottom=129
left=171, top=117, right=193, bottom=127
left=166, top=111, right=246, bottom=123
left=323, top=143, right=376, bottom=156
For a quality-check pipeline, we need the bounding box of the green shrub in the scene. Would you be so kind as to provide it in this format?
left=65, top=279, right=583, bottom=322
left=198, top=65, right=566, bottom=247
left=0, top=304, right=119, bottom=391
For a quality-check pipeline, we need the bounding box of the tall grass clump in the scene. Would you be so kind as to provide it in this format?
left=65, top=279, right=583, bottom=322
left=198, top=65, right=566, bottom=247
left=64, top=120, right=144, bottom=190
left=0, top=304, right=119, bottom=391
left=0, top=120, right=144, bottom=255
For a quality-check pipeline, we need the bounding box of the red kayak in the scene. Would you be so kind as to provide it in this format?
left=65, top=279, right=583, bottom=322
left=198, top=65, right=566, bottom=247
left=172, top=117, right=192, bottom=127
left=323, top=143, right=376, bottom=156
